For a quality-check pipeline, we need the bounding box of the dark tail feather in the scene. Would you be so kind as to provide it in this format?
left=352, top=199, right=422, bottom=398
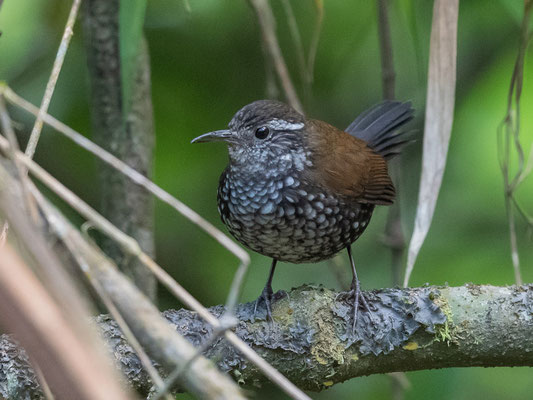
left=345, top=101, right=415, bottom=160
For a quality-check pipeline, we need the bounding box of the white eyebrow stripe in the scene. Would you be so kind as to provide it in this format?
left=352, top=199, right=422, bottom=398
left=267, top=119, right=304, bottom=131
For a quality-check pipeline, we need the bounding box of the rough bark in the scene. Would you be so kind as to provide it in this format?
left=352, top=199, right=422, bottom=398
left=2, top=283, right=533, bottom=398
left=82, top=0, right=156, bottom=300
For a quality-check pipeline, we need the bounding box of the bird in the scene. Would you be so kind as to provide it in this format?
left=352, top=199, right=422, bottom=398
left=191, top=99, right=414, bottom=331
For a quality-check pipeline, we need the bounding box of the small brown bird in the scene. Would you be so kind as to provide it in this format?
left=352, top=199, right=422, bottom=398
left=192, top=100, right=413, bottom=331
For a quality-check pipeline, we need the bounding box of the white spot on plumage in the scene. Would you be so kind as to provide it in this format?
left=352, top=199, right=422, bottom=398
left=261, top=202, right=275, bottom=214
left=285, top=176, right=295, bottom=186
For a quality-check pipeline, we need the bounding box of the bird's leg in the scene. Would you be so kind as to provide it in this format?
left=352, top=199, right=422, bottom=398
left=346, top=246, right=373, bottom=333
left=253, top=259, right=277, bottom=321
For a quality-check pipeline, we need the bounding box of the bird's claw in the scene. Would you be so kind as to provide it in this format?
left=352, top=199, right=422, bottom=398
left=337, top=285, right=374, bottom=334
left=253, top=285, right=274, bottom=322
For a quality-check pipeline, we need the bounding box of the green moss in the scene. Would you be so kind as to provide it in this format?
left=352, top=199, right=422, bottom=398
left=432, top=294, right=458, bottom=346
left=308, top=288, right=345, bottom=366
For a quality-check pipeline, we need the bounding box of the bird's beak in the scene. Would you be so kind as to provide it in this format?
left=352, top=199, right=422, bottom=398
left=191, top=129, right=235, bottom=144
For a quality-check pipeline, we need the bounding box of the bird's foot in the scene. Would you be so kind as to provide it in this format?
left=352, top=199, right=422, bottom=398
left=336, top=284, right=374, bottom=334
left=253, top=284, right=274, bottom=322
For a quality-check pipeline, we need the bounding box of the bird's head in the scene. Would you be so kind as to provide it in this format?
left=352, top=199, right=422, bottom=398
left=192, top=100, right=312, bottom=176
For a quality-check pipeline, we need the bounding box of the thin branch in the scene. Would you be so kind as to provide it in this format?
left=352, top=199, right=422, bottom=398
left=497, top=0, right=533, bottom=285
left=376, top=0, right=395, bottom=100
left=512, top=196, right=533, bottom=225
left=262, top=40, right=281, bottom=99
left=0, top=220, right=8, bottom=248
left=25, top=0, right=82, bottom=159
left=516, top=141, right=533, bottom=186
left=375, top=0, right=403, bottom=284
left=248, top=0, right=303, bottom=112
left=279, top=0, right=323, bottom=104
left=0, top=95, right=39, bottom=221
left=375, top=2, right=408, bottom=396
left=307, top=0, right=323, bottom=88
left=280, top=0, right=307, bottom=91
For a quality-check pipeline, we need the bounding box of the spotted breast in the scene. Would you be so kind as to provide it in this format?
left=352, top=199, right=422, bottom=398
left=218, top=167, right=373, bottom=263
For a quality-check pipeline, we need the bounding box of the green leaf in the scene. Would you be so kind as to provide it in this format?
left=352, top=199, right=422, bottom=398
left=119, top=0, right=147, bottom=116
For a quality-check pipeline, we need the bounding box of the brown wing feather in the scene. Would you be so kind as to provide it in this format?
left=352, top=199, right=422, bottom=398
left=306, top=119, right=395, bottom=205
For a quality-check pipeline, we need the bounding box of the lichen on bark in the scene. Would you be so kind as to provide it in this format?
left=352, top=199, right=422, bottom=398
left=2, top=284, right=533, bottom=398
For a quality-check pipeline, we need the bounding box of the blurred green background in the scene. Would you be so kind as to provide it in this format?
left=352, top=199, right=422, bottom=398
left=1, top=0, right=532, bottom=399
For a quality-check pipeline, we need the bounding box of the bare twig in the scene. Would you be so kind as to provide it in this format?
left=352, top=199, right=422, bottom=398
left=248, top=0, right=303, bottom=112
left=0, top=115, right=310, bottom=400
left=497, top=0, right=533, bottom=285
left=376, top=0, right=395, bottom=100
left=516, top=142, right=533, bottom=186
left=0, top=220, right=8, bottom=248
left=0, top=95, right=39, bottom=221
left=376, top=1, right=409, bottom=397
left=307, top=0, right=323, bottom=88
left=25, top=0, right=82, bottom=159
left=512, top=197, right=533, bottom=226
left=376, top=0, right=403, bottom=285
left=262, top=41, right=281, bottom=99
left=279, top=0, right=322, bottom=104
left=280, top=0, right=307, bottom=90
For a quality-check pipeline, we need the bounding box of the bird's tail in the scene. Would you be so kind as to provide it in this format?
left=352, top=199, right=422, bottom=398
left=345, top=101, right=414, bottom=160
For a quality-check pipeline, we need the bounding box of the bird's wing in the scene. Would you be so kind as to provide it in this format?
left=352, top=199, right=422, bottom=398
left=306, top=119, right=395, bottom=205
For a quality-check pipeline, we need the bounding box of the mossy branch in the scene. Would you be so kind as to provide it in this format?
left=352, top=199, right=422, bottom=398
left=2, top=283, right=533, bottom=397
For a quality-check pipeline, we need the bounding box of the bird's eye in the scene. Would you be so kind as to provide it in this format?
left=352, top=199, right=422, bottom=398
left=255, top=126, right=270, bottom=139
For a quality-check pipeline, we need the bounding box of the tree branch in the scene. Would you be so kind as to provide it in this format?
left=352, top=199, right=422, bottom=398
left=82, top=0, right=156, bottom=300
left=376, top=0, right=395, bottom=100
left=2, top=283, right=533, bottom=397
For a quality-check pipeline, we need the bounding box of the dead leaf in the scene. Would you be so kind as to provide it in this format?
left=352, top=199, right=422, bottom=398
left=404, top=0, right=459, bottom=287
